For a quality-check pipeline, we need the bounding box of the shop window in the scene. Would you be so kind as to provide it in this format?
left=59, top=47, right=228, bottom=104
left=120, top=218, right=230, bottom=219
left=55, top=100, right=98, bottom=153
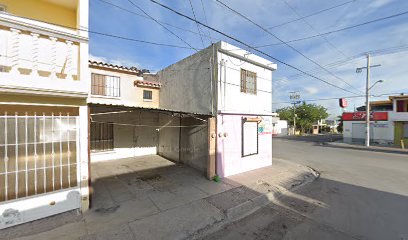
left=240, top=69, right=257, bottom=95
left=143, top=90, right=153, bottom=101
left=91, top=73, right=120, bottom=97
left=242, top=120, right=258, bottom=157
left=90, top=122, right=114, bottom=152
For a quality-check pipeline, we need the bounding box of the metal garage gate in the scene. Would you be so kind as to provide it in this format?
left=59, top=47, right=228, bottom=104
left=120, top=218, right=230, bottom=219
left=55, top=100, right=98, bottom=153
left=0, top=112, right=80, bottom=228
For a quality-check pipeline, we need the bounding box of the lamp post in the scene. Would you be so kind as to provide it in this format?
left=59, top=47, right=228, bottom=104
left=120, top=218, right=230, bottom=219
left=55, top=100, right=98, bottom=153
left=356, top=54, right=381, bottom=147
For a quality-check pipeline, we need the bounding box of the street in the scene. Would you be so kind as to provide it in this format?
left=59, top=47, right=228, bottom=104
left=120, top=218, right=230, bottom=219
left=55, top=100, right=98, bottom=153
left=202, top=136, right=408, bottom=240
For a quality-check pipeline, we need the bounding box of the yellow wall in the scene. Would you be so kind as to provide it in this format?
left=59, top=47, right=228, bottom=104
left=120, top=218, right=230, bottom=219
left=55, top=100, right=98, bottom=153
left=0, top=0, right=77, bottom=28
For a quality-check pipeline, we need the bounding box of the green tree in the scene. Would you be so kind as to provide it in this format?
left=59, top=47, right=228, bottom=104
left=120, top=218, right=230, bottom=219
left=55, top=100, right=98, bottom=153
left=276, top=102, right=328, bottom=134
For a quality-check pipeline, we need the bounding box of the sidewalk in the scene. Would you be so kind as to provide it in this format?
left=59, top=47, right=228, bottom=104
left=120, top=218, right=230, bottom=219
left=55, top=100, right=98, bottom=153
left=5, top=158, right=318, bottom=240
left=322, top=141, right=408, bottom=155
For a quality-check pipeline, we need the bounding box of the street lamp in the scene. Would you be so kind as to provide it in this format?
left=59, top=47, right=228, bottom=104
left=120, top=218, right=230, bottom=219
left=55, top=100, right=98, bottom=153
left=368, top=80, right=384, bottom=91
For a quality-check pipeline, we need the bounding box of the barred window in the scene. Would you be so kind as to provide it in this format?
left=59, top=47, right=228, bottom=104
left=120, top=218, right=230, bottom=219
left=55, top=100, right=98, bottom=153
left=91, top=73, right=120, bottom=97
left=143, top=90, right=153, bottom=101
left=90, top=122, right=114, bottom=152
left=240, top=69, right=257, bottom=95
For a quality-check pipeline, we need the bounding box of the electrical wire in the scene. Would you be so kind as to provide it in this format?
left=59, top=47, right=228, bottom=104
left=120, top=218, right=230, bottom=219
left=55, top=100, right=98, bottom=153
left=268, top=0, right=356, bottom=29
left=257, top=10, right=408, bottom=48
left=126, top=0, right=199, bottom=52
left=187, top=0, right=206, bottom=48
left=95, top=0, right=217, bottom=42
left=214, top=0, right=362, bottom=95
left=272, top=92, right=408, bottom=104
left=280, top=0, right=349, bottom=59
left=199, top=0, right=213, bottom=44
left=0, top=11, right=196, bottom=50
left=149, top=0, right=362, bottom=96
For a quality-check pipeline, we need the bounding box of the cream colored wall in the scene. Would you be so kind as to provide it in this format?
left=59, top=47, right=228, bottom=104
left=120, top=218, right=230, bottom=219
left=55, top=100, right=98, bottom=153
left=88, top=67, right=160, bottom=108
left=135, top=86, right=160, bottom=108
left=0, top=0, right=77, bottom=28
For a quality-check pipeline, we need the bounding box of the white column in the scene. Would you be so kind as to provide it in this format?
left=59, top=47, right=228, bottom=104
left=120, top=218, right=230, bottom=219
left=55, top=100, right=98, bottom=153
left=31, top=33, right=40, bottom=77
left=65, top=40, right=74, bottom=80
left=79, top=105, right=89, bottom=212
left=10, top=28, right=21, bottom=74
left=49, top=36, right=58, bottom=78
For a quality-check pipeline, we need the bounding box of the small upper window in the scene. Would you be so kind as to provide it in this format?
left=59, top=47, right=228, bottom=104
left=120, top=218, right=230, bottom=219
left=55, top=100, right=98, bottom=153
left=143, top=90, right=153, bottom=101
left=240, top=69, right=257, bottom=95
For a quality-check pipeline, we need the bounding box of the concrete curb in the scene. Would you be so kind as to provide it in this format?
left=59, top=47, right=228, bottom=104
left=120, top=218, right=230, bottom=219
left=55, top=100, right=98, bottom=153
left=188, top=165, right=320, bottom=240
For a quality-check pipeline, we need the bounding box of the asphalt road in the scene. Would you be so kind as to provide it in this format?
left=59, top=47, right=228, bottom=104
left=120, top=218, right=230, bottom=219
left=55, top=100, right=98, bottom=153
left=203, top=136, right=408, bottom=240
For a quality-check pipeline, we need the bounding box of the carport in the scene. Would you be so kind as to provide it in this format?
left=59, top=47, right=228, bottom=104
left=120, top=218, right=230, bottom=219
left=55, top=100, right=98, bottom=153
left=88, top=104, right=216, bottom=209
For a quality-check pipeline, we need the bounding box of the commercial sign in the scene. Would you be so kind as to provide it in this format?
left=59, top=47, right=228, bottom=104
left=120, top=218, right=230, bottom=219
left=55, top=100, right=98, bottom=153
left=339, top=98, right=348, bottom=108
left=342, top=112, right=388, bottom=121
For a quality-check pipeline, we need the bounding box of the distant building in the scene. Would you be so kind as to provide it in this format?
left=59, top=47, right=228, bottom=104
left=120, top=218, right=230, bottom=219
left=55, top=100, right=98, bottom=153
left=342, top=94, right=408, bottom=146
left=272, top=113, right=288, bottom=136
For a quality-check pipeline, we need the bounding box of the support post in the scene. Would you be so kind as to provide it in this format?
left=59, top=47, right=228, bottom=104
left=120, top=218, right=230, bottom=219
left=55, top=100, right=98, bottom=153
left=207, top=117, right=216, bottom=180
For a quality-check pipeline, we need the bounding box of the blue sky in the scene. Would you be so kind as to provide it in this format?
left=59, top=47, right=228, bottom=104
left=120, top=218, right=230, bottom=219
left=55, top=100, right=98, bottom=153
left=89, top=0, right=408, bottom=118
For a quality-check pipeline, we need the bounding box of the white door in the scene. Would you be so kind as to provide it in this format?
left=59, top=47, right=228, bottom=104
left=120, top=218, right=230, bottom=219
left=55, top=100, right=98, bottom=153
left=0, top=113, right=81, bottom=229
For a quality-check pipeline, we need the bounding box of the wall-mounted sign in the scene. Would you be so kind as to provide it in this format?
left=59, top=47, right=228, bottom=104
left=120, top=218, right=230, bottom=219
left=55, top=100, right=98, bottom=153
left=339, top=98, right=348, bottom=108
left=342, top=112, right=388, bottom=121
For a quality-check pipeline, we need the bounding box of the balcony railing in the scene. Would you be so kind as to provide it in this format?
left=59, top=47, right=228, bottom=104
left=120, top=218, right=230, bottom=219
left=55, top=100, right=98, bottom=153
left=0, top=13, right=88, bottom=97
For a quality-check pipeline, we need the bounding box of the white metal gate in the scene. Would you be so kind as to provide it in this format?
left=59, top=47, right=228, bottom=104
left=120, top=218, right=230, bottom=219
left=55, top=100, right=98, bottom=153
left=0, top=112, right=81, bottom=228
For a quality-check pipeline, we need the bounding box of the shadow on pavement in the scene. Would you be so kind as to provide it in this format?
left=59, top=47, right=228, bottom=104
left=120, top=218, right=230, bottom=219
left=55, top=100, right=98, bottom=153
left=202, top=176, right=408, bottom=240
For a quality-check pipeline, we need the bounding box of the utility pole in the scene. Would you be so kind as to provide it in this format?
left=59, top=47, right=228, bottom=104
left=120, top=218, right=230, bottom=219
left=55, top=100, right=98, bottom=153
left=356, top=54, right=381, bottom=147
left=289, top=91, right=300, bottom=135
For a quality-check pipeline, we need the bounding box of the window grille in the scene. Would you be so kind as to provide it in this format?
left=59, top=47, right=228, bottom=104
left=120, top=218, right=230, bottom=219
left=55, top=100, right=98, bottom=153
left=240, top=69, right=257, bottom=95
left=0, top=113, right=78, bottom=202
left=91, top=73, right=120, bottom=97
left=90, top=122, right=114, bottom=152
left=143, top=90, right=153, bottom=101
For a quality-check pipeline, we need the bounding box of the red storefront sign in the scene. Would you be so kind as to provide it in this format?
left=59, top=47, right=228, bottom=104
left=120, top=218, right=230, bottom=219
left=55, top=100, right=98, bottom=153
left=342, top=112, right=388, bottom=121
left=339, top=98, right=348, bottom=108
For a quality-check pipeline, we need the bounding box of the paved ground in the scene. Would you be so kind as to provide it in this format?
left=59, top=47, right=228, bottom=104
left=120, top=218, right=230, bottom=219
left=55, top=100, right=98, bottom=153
left=2, top=155, right=317, bottom=240
left=203, top=136, right=408, bottom=240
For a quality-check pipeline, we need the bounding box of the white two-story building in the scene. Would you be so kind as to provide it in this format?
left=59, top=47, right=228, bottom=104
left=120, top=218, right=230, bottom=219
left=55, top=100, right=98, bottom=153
left=158, top=41, right=276, bottom=178
left=0, top=0, right=89, bottom=228
left=342, top=94, right=408, bottom=147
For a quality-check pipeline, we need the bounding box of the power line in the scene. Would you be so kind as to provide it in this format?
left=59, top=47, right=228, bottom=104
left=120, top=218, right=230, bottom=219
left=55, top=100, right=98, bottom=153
left=187, top=0, right=205, bottom=48
left=280, top=0, right=349, bottom=58
left=273, top=43, right=408, bottom=84
left=257, top=10, right=408, bottom=48
left=95, top=0, right=217, bottom=42
left=213, top=0, right=362, bottom=95
left=272, top=92, right=408, bottom=104
left=199, top=0, right=213, bottom=44
left=149, top=0, right=362, bottom=96
left=0, top=11, right=196, bottom=50
left=126, top=0, right=199, bottom=51
left=268, top=0, right=356, bottom=29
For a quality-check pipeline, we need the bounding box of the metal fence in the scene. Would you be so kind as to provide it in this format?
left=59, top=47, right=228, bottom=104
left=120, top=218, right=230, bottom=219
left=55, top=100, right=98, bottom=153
left=0, top=113, right=79, bottom=202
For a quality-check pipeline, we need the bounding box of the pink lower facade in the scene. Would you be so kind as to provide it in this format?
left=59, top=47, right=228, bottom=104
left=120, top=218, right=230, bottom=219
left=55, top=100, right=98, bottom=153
left=216, top=114, right=273, bottom=178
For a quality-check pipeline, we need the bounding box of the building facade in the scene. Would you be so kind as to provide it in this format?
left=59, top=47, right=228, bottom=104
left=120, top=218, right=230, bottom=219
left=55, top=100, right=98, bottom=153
left=88, top=61, right=163, bottom=162
left=0, top=0, right=89, bottom=228
left=158, top=41, right=276, bottom=178
left=342, top=95, right=408, bottom=147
